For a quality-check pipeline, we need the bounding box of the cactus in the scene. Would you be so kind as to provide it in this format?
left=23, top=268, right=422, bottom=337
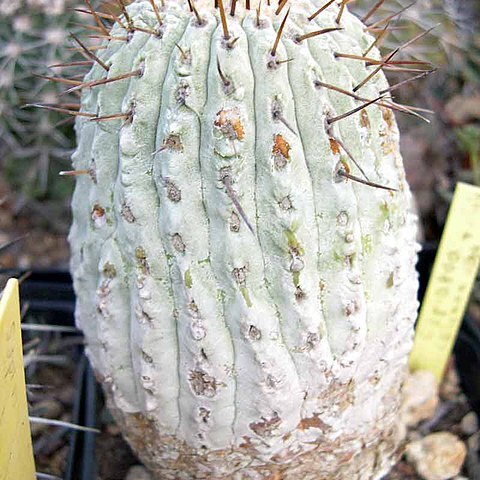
left=66, top=0, right=424, bottom=477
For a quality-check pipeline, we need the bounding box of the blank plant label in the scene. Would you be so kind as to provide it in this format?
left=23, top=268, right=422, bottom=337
left=410, top=182, right=480, bottom=382
left=0, top=279, right=35, bottom=480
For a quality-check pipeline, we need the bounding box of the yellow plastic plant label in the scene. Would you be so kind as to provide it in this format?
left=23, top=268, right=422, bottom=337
left=410, top=182, right=480, bottom=383
left=0, top=279, right=36, bottom=480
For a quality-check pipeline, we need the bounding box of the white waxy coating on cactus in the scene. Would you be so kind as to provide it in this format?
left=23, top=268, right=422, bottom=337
left=69, top=0, right=420, bottom=477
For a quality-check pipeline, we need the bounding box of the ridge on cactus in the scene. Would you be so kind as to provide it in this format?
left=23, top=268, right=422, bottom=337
left=60, top=0, right=427, bottom=477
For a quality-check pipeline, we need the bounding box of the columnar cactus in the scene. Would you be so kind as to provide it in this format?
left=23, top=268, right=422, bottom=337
left=69, top=0, right=421, bottom=477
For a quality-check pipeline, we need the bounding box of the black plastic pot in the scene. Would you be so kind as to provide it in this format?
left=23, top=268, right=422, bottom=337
left=1, top=268, right=96, bottom=480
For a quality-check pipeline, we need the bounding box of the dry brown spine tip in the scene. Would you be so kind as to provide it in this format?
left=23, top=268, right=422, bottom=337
left=256, top=0, right=262, bottom=27
left=87, top=34, right=129, bottom=41
left=69, top=73, right=89, bottom=79
left=73, top=7, right=116, bottom=21
left=221, top=173, right=255, bottom=235
left=363, top=21, right=390, bottom=57
left=217, top=0, right=230, bottom=39
left=337, top=169, right=397, bottom=192
left=307, top=0, right=336, bottom=21
left=295, top=27, right=342, bottom=43
left=326, top=96, right=384, bottom=125
left=176, top=43, right=188, bottom=61
left=71, top=22, right=105, bottom=33
left=48, top=103, right=81, bottom=109
left=393, top=24, right=439, bottom=54
left=23, top=104, right=96, bottom=117
left=275, top=0, right=288, bottom=16
left=334, top=52, right=432, bottom=68
left=90, top=111, right=133, bottom=123
left=25, top=103, right=95, bottom=118
left=64, top=69, right=143, bottom=94
left=132, top=25, right=161, bottom=36
left=217, top=57, right=232, bottom=89
left=271, top=7, right=290, bottom=57
left=48, top=60, right=94, bottom=68
left=361, top=0, right=386, bottom=23
left=230, top=0, right=237, bottom=16
left=314, top=80, right=363, bottom=101
left=275, top=58, right=294, bottom=65
left=384, top=100, right=433, bottom=115
left=328, top=133, right=369, bottom=181
left=149, top=0, right=164, bottom=25
left=102, top=6, right=128, bottom=30
left=187, top=0, right=204, bottom=25
left=82, top=0, right=110, bottom=35
left=379, top=69, right=436, bottom=95
left=379, top=100, right=431, bottom=123
left=367, top=25, right=408, bottom=32
left=67, top=44, right=108, bottom=52
left=381, top=65, right=433, bottom=73
left=117, top=0, right=133, bottom=28
left=367, top=60, right=432, bottom=67
left=246, top=0, right=250, bottom=9
left=335, top=0, right=348, bottom=25
left=54, top=117, right=76, bottom=127
left=353, top=47, right=399, bottom=92
left=33, top=74, right=83, bottom=86
left=70, top=33, right=110, bottom=71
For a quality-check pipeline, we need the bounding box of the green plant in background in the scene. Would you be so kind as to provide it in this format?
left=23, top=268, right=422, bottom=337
left=0, top=0, right=92, bottom=221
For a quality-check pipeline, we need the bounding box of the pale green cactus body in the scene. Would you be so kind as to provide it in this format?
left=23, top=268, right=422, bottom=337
left=69, top=0, right=420, bottom=478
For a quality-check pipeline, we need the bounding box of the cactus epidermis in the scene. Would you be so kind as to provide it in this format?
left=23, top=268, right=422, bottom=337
left=69, top=0, right=420, bottom=477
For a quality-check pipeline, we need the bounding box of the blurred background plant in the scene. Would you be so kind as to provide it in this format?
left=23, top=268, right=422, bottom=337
left=353, top=0, right=480, bottom=239
left=0, top=0, right=93, bottom=235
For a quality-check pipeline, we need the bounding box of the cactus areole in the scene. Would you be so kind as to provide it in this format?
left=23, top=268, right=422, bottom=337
left=69, top=0, right=420, bottom=478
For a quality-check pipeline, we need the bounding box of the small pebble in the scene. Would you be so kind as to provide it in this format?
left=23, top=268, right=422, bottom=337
left=460, top=412, right=478, bottom=436
left=402, top=370, right=439, bottom=427
left=466, top=431, right=480, bottom=478
left=439, top=364, right=461, bottom=401
left=406, top=432, right=467, bottom=480
left=125, top=465, right=152, bottom=480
